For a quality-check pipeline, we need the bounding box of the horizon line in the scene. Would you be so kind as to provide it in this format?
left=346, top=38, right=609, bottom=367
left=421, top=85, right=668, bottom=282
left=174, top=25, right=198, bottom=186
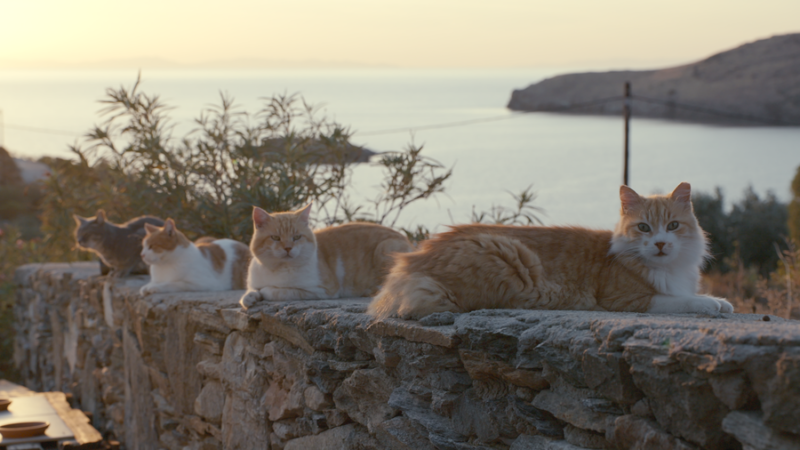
left=0, top=57, right=689, bottom=71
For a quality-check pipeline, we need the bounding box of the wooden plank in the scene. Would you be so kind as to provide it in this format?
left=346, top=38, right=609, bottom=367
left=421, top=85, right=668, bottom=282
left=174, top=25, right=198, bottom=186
left=43, top=392, right=102, bottom=445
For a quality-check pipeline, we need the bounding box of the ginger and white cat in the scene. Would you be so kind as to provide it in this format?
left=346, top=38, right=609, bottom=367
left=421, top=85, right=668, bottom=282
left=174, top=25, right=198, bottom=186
left=140, top=219, right=251, bottom=295
left=239, top=204, right=413, bottom=309
left=368, top=182, right=734, bottom=319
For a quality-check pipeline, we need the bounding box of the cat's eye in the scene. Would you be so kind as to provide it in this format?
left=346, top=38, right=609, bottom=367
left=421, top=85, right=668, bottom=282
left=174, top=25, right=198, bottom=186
left=637, top=223, right=651, bottom=232
left=270, top=236, right=281, bottom=241
left=667, top=221, right=680, bottom=231
left=292, top=235, right=301, bottom=241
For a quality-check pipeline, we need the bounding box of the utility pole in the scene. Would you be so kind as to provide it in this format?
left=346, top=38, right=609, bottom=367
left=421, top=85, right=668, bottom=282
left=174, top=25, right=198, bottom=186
left=623, top=82, right=631, bottom=186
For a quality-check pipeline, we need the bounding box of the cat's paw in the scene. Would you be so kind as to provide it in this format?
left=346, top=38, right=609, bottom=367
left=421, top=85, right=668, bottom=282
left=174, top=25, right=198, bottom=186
left=240, top=290, right=262, bottom=310
left=649, top=294, right=720, bottom=314
left=140, top=285, right=155, bottom=296
left=717, top=298, right=734, bottom=313
left=685, top=296, right=724, bottom=315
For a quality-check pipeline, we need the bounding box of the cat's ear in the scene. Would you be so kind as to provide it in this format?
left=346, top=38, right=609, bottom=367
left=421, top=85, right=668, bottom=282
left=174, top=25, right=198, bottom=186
left=297, top=203, right=313, bottom=224
left=620, top=185, right=642, bottom=213
left=73, top=214, right=87, bottom=226
left=253, top=207, right=272, bottom=229
left=144, top=223, right=160, bottom=234
left=670, top=182, right=692, bottom=205
left=164, top=219, right=176, bottom=236
left=95, top=209, right=106, bottom=225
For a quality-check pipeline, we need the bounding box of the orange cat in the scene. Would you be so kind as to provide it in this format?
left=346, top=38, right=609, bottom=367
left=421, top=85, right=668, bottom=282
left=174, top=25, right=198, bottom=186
left=368, top=182, right=733, bottom=319
left=239, top=204, right=413, bottom=309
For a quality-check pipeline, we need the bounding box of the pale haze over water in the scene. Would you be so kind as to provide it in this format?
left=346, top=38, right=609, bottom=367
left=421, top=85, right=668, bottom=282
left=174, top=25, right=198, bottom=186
left=1, top=69, right=798, bottom=231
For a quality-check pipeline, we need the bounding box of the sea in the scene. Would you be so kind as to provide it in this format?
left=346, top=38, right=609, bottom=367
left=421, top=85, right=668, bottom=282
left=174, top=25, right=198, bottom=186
left=1, top=68, right=798, bottom=231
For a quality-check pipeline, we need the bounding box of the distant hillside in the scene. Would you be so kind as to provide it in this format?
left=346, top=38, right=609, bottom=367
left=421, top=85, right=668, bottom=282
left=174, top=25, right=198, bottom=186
left=508, top=33, right=800, bottom=125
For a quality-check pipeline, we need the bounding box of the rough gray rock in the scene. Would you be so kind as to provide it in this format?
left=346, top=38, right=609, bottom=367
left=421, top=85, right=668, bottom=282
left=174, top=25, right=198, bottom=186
left=532, top=378, right=617, bottom=433
left=613, top=415, right=699, bottom=450
left=13, top=263, right=800, bottom=450
left=284, top=424, right=378, bottom=450
left=563, top=424, right=609, bottom=449
left=334, top=368, right=398, bottom=432
left=510, top=435, right=592, bottom=450
left=721, top=411, right=800, bottom=450
left=194, top=381, right=225, bottom=424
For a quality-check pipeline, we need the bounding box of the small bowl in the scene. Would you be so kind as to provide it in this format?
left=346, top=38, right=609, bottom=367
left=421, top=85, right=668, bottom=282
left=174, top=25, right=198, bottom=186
left=0, top=399, right=10, bottom=411
left=0, top=421, right=50, bottom=439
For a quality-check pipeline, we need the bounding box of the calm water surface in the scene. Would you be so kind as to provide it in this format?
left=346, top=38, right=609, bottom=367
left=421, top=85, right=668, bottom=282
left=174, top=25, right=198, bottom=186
left=1, top=69, right=798, bottom=230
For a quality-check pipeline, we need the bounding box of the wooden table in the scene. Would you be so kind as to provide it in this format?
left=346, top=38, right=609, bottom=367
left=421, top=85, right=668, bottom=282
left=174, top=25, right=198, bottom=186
left=0, top=392, right=102, bottom=449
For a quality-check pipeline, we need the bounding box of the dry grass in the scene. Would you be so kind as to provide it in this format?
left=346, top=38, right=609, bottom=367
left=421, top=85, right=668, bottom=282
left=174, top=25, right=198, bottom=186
left=702, top=243, right=799, bottom=319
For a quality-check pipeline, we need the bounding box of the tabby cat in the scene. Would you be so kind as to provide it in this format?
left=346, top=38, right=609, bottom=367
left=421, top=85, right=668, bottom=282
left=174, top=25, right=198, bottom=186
left=74, top=210, right=164, bottom=276
left=239, top=204, right=413, bottom=309
left=368, top=182, right=733, bottom=319
left=140, top=219, right=251, bottom=295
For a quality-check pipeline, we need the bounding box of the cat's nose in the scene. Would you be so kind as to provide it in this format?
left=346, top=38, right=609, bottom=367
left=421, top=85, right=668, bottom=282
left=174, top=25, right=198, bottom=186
left=655, top=242, right=665, bottom=250
left=284, top=247, right=292, bottom=253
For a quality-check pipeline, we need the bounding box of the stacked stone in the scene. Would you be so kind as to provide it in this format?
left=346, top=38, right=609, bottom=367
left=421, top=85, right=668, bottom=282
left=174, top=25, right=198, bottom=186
left=14, top=263, right=800, bottom=450
left=13, top=263, right=127, bottom=440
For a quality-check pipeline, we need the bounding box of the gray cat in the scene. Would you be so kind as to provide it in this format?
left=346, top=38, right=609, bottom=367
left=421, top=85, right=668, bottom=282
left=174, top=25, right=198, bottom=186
left=73, top=209, right=164, bottom=277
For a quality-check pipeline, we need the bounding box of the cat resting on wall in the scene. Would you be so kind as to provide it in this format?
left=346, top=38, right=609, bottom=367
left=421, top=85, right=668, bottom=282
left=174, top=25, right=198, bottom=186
left=74, top=210, right=164, bottom=277
left=240, top=204, right=413, bottom=309
left=140, top=219, right=251, bottom=295
left=368, top=182, right=734, bottom=319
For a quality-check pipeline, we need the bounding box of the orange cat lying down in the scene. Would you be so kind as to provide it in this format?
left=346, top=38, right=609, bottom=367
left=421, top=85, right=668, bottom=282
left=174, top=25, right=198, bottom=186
left=368, top=182, right=734, bottom=319
left=240, top=204, right=413, bottom=309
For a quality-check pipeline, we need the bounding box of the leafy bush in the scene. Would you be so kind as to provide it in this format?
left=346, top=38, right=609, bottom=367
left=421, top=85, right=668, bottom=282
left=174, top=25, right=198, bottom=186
left=789, top=165, right=800, bottom=243
left=470, top=185, right=544, bottom=226
left=0, top=147, right=45, bottom=239
left=694, top=186, right=789, bottom=275
left=38, top=76, right=452, bottom=259
left=703, top=240, right=799, bottom=319
left=696, top=183, right=797, bottom=318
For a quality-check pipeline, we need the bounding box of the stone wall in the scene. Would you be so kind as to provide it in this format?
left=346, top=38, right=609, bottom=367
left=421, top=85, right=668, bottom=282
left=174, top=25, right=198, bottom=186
left=12, top=263, right=800, bottom=450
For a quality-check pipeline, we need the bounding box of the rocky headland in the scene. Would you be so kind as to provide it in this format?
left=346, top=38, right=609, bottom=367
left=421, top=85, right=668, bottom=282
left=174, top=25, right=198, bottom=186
left=508, top=33, right=800, bottom=125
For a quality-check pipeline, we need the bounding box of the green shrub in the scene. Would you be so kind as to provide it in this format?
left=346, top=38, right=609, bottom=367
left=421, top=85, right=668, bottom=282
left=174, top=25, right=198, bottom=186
left=789, top=165, right=800, bottom=244
left=694, top=186, right=789, bottom=275
left=38, top=76, right=452, bottom=259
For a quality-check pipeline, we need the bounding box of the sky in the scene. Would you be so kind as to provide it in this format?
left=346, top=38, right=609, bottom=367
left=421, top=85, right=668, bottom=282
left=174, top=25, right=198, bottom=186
left=1, top=0, right=799, bottom=69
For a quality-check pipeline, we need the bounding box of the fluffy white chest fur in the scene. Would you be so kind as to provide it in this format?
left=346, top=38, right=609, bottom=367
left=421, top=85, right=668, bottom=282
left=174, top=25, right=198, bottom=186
left=246, top=250, right=327, bottom=296
left=646, top=266, right=701, bottom=296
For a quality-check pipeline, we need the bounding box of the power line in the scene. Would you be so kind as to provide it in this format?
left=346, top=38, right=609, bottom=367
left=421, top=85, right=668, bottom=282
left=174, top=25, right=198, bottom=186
left=5, top=123, right=81, bottom=136
left=358, top=114, right=521, bottom=136
left=358, top=95, right=625, bottom=136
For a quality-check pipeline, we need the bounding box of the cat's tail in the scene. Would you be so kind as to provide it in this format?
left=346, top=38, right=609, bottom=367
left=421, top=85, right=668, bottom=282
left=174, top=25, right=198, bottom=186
left=373, top=237, right=414, bottom=273
left=368, top=268, right=461, bottom=320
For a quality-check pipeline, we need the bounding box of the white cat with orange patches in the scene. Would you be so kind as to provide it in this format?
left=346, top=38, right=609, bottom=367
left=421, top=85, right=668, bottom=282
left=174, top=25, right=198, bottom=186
left=239, top=203, right=412, bottom=309
left=369, top=182, right=734, bottom=319
left=140, top=219, right=251, bottom=295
